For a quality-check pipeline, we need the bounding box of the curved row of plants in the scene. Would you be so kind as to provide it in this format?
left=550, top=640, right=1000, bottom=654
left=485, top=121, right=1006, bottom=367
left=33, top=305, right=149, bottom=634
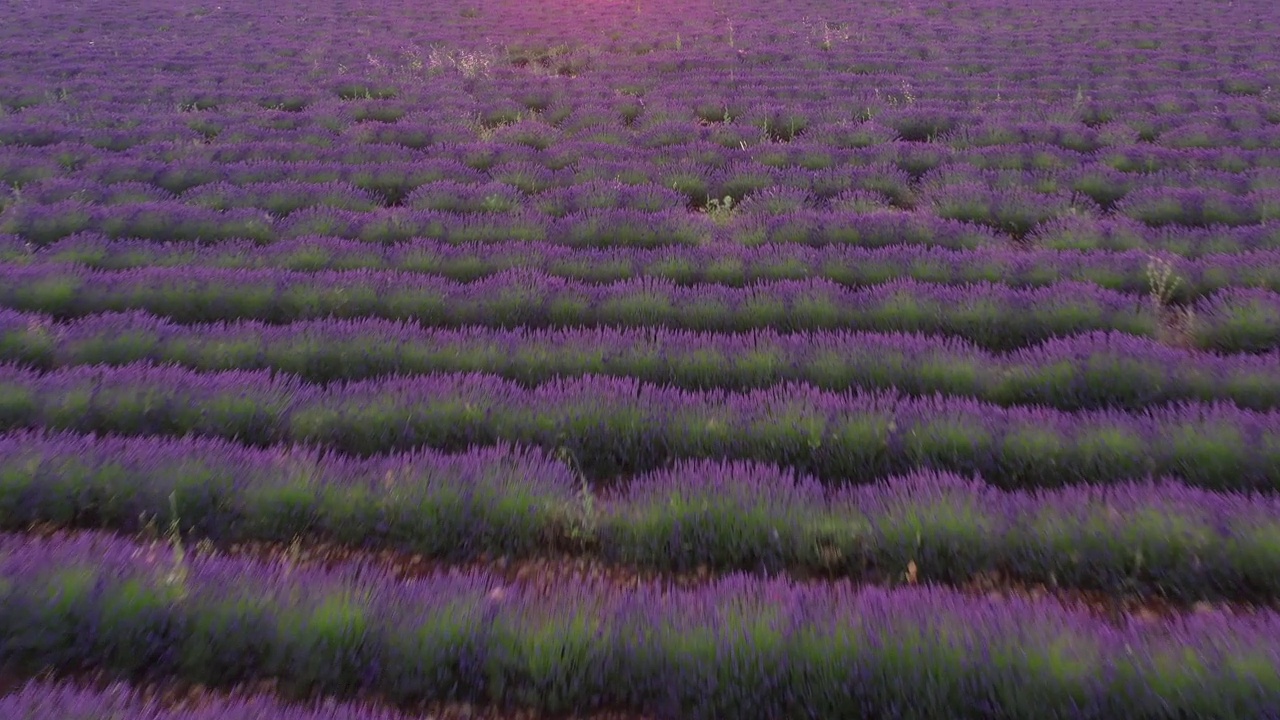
left=11, top=190, right=1276, bottom=236
left=3, top=188, right=1278, bottom=248
left=5, top=143, right=1280, bottom=193
left=8, top=145, right=1280, bottom=205
left=9, top=170, right=1280, bottom=220
left=3, top=431, right=1280, bottom=600
left=8, top=129, right=1280, bottom=175
left=9, top=234, right=1280, bottom=296
left=4, top=530, right=1279, bottom=720
left=3, top=312, right=1278, bottom=411
left=4, top=264, right=1274, bottom=350
left=0, top=265, right=1170, bottom=350
left=1, top=363, right=1278, bottom=488
left=2, top=203, right=728, bottom=249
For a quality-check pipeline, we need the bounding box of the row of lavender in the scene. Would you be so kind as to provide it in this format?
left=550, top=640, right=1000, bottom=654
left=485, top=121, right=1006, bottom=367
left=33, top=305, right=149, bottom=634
left=9, top=107, right=1279, bottom=151
left=3, top=173, right=1280, bottom=227
left=7, top=147, right=1280, bottom=200
left=1, top=363, right=1278, bottom=489
left=8, top=144, right=1280, bottom=193
left=8, top=681, right=407, bottom=720
left=4, top=148, right=1280, bottom=220
left=2, top=431, right=1278, bottom=600
left=13, top=234, right=1280, bottom=294
left=1, top=530, right=1277, bottom=719
left=163, top=110, right=1276, bottom=161
left=3, top=108, right=1278, bottom=169
left=4, top=312, right=1279, bottom=411
left=5, top=195, right=1280, bottom=249
left=4, top=263, right=1278, bottom=351
left=6, top=109, right=1280, bottom=158
left=7, top=154, right=1280, bottom=257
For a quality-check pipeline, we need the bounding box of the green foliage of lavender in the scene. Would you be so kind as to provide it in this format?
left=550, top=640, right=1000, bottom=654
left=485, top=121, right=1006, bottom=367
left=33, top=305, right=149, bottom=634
left=1, top=532, right=1279, bottom=719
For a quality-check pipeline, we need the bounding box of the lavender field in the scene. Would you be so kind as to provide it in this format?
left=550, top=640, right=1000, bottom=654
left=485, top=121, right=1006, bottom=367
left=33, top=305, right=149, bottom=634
left=1, top=0, right=1279, bottom=716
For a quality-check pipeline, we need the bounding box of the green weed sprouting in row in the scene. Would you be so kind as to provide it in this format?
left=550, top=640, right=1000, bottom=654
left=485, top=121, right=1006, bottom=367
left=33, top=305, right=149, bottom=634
left=1145, top=253, right=1181, bottom=310
left=701, top=195, right=736, bottom=225
left=1145, top=253, right=1200, bottom=346
left=556, top=447, right=598, bottom=549
left=163, top=492, right=189, bottom=599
